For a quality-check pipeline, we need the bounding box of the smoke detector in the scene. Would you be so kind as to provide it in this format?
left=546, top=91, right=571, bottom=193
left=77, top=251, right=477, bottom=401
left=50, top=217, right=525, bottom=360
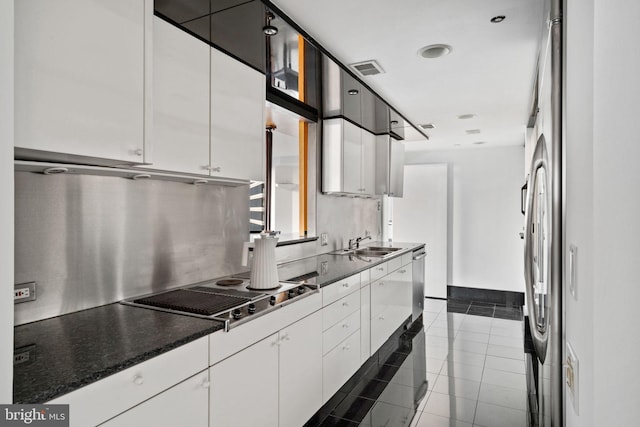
left=349, top=60, right=385, bottom=77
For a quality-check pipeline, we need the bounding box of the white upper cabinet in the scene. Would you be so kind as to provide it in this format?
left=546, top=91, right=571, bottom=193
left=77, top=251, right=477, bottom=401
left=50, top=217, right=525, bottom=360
left=210, top=48, right=265, bottom=182
left=15, top=0, right=152, bottom=165
left=148, top=17, right=210, bottom=175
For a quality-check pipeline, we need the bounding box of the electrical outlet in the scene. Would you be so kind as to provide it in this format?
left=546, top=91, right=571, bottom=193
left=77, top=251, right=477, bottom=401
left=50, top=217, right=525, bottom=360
left=320, top=233, right=328, bottom=246
left=566, top=342, right=579, bottom=415
left=14, top=282, right=37, bottom=303
left=14, top=344, right=36, bottom=366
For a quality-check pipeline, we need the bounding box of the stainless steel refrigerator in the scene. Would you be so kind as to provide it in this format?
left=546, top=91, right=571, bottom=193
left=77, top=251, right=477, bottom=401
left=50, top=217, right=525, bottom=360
left=523, top=0, right=563, bottom=425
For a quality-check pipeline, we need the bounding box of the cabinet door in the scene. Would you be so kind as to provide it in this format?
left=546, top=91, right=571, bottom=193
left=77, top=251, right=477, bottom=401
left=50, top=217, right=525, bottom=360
left=389, top=140, right=405, bottom=197
left=342, top=120, right=362, bottom=194
left=150, top=17, right=210, bottom=175
left=15, top=0, right=151, bottom=164
left=361, top=130, right=376, bottom=194
left=102, top=371, right=209, bottom=427
left=210, top=334, right=279, bottom=427
left=361, top=284, right=371, bottom=361
left=279, top=311, right=323, bottom=427
left=210, top=48, right=265, bottom=181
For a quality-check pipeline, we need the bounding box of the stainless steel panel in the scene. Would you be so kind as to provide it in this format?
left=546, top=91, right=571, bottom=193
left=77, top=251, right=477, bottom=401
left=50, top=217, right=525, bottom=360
left=322, top=118, right=344, bottom=193
left=14, top=170, right=249, bottom=325
left=389, top=140, right=405, bottom=198
left=412, top=248, right=426, bottom=321
left=322, top=55, right=343, bottom=118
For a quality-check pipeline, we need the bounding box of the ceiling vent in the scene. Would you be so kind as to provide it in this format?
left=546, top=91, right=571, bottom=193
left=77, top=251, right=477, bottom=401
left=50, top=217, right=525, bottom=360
left=419, top=123, right=435, bottom=130
left=349, top=60, right=385, bottom=77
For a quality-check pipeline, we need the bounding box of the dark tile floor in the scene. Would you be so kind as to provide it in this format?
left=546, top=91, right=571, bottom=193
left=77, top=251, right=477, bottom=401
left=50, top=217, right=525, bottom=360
left=310, top=298, right=531, bottom=427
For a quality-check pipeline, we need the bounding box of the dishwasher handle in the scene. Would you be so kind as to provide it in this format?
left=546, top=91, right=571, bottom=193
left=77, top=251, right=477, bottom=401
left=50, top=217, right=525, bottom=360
left=412, top=250, right=426, bottom=261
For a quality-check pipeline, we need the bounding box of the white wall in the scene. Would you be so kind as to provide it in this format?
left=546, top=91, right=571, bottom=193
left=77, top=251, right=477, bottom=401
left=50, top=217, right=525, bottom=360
left=564, top=1, right=640, bottom=426
left=404, top=145, right=525, bottom=293
left=591, top=0, right=640, bottom=425
left=564, top=0, right=595, bottom=424
left=0, top=0, right=14, bottom=403
left=393, top=164, right=448, bottom=298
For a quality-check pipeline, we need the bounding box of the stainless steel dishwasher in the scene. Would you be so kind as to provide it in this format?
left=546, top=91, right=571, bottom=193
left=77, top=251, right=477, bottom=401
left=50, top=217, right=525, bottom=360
left=412, top=246, right=426, bottom=321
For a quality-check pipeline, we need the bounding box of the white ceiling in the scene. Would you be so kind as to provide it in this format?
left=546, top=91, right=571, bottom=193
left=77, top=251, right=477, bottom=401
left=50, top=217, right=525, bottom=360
left=271, top=0, right=545, bottom=150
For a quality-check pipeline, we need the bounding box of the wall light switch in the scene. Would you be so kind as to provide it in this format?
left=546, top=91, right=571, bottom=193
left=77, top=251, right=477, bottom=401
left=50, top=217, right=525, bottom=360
left=569, top=244, right=578, bottom=300
left=566, top=342, right=579, bottom=415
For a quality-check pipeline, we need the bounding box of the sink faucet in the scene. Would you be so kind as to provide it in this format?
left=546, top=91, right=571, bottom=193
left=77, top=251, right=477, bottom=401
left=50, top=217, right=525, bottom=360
left=348, top=235, right=372, bottom=250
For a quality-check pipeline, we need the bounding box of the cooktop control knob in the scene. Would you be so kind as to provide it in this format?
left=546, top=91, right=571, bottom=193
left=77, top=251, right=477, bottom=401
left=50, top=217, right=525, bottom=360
left=297, top=286, right=305, bottom=294
left=232, top=308, right=242, bottom=320
left=287, top=289, right=296, bottom=298
left=269, top=295, right=277, bottom=305
left=248, top=303, right=256, bottom=314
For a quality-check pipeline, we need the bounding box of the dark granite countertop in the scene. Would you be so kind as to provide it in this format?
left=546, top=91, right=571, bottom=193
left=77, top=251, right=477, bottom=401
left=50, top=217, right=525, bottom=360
left=13, top=241, right=423, bottom=404
left=280, top=241, right=425, bottom=288
left=13, top=303, right=224, bottom=404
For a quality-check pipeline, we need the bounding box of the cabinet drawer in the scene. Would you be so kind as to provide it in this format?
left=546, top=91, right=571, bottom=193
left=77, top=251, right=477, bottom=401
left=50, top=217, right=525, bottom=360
left=387, top=256, right=402, bottom=273
left=401, top=252, right=413, bottom=267
left=101, top=370, right=209, bottom=427
left=370, top=278, right=395, bottom=317
left=323, top=290, right=360, bottom=331
left=323, top=310, right=361, bottom=355
left=210, top=291, right=321, bottom=365
left=322, top=273, right=360, bottom=306
left=370, top=263, right=387, bottom=282
left=322, top=330, right=361, bottom=403
left=49, top=336, right=208, bottom=427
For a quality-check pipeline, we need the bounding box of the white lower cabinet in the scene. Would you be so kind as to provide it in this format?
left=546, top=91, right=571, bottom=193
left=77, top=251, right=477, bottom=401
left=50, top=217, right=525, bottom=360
left=209, top=310, right=322, bottom=427
left=370, top=259, right=413, bottom=355
left=48, top=337, right=209, bottom=427
left=101, top=370, right=210, bottom=427
left=322, top=330, right=361, bottom=403
left=209, top=333, right=279, bottom=427
left=360, top=284, right=371, bottom=362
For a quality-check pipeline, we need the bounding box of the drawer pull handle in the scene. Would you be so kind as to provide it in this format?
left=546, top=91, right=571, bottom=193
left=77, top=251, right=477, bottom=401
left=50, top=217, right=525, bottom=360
left=342, top=323, right=349, bottom=329
left=342, top=301, right=349, bottom=307
left=342, top=345, right=350, bottom=351
left=379, top=316, right=385, bottom=320
left=201, top=379, right=211, bottom=389
left=399, top=269, right=406, bottom=273
left=342, top=283, right=349, bottom=288
left=281, top=334, right=290, bottom=342
left=133, top=375, right=144, bottom=385
left=133, top=148, right=143, bottom=156
left=377, top=267, right=384, bottom=271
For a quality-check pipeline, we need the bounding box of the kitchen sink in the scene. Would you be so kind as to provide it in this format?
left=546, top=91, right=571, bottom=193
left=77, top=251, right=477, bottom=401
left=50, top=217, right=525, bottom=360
left=330, top=247, right=402, bottom=258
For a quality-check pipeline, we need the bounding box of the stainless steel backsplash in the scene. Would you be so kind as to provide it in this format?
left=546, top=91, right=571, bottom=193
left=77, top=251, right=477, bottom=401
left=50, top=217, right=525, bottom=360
left=14, top=170, right=249, bottom=325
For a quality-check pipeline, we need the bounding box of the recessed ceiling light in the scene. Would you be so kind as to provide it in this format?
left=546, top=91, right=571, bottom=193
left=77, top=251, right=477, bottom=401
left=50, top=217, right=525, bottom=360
left=473, top=141, right=487, bottom=145
left=417, top=44, right=452, bottom=59
left=490, top=15, right=506, bottom=23
left=419, top=123, right=435, bottom=130
left=457, top=114, right=477, bottom=120
left=465, top=129, right=481, bottom=135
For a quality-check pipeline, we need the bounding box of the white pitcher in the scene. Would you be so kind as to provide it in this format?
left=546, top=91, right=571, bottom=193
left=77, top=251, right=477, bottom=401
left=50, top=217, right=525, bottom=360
left=242, top=231, right=280, bottom=290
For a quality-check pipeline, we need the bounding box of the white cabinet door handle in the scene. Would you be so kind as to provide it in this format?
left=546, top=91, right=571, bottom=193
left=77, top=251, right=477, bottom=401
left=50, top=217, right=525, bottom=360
left=133, top=148, right=143, bottom=156
left=133, top=375, right=144, bottom=385
left=379, top=316, right=385, bottom=320
left=281, top=334, right=290, bottom=341
left=201, top=379, right=211, bottom=389
left=211, top=166, right=221, bottom=173
left=342, top=301, right=349, bottom=307
left=399, top=269, right=406, bottom=273
left=342, top=283, right=349, bottom=288
left=342, top=323, right=349, bottom=329
left=342, top=345, right=350, bottom=351
left=377, top=267, right=384, bottom=271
